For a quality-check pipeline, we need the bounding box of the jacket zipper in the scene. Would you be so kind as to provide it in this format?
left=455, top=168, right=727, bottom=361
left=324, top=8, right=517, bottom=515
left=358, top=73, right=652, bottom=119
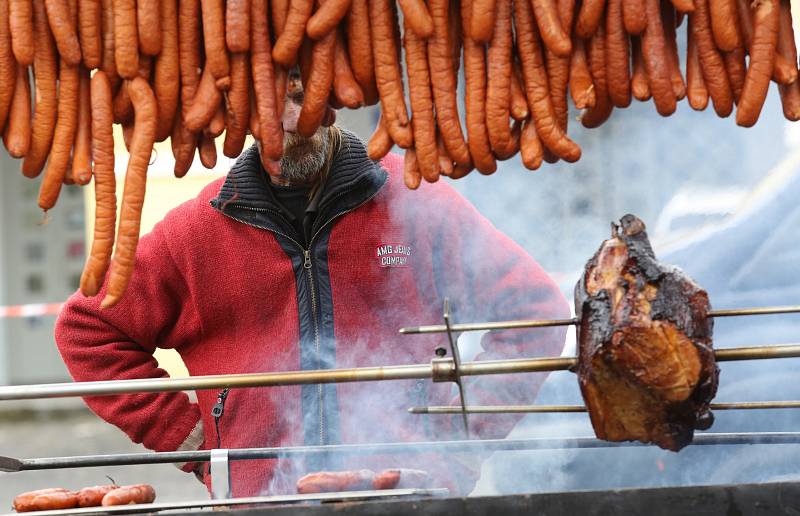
left=218, top=188, right=382, bottom=445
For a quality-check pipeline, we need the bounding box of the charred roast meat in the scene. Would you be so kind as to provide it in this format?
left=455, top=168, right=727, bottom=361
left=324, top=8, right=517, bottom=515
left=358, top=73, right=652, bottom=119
left=574, top=214, right=719, bottom=451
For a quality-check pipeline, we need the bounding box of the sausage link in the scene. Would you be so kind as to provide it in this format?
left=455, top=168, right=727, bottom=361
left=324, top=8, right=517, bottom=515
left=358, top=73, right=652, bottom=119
left=0, top=0, right=16, bottom=130
left=371, top=0, right=413, bottom=148
left=78, top=0, right=102, bottom=67
left=399, top=0, right=434, bottom=38
left=45, top=0, right=82, bottom=64
left=72, top=67, right=93, bottom=185
left=101, top=485, right=156, bottom=506
left=709, top=0, right=742, bottom=51
left=515, top=0, right=581, bottom=161
left=14, top=489, right=79, bottom=512
left=641, top=0, right=676, bottom=115
left=178, top=0, right=201, bottom=119
left=226, top=0, right=250, bottom=51
left=736, top=0, right=779, bottom=126
left=346, top=0, right=378, bottom=104
left=137, top=0, right=161, bottom=55
left=21, top=0, right=58, bottom=178
left=403, top=148, right=422, bottom=189
left=404, top=16, right=439, bottom=181
left=461, top=0, right=496, bottom=173
left=114, top=0, right=139, bottom=78
left=693, top=0, right=735, bottom=115
left=102, top=80, right=157, bottom=308
left=520, top=118, right=544, bottom=170
left=272, top=0, right=313, bottom=66
left=251, top=0, right=283, bottom=160
left=661, top=0, right=686, bottom=100
left=333, top=29, right=365, bottom=108
left=297, top=27, right=335, bottom=137
left=38, top=58, right=81, bottom=211
left=545, top=0, right=575, bottom=130
left=486, top=0, right=514, bottom=157
left=510, top=60, right=530, bottom=120
left=223, top=52, right=251, bottom=158
left=427, top=0, right=470, bottom=162
left=201, top=0, right=229, bottom=83
left=605, top=0, right=631, bottom=107
left=536, top=0, right=573, bottom=56
left=582, top=22, right=614, bottom=127
left=570, top=36, right=596, bottom=108
left=81, top=71, right=117, bottom=296
left=154, top=0, right=179, bottom=141
left=77, top=485, right=119, bottom=508
left=9, top=0, right=34, bottom=65
left=184, top=66, right=222, bottom=131
left=630, top=35, right=651, bottom=100
left=723, top=47, right=746, bottom=103
left=687, top=20, right=709, bottom=109
left=100, top=0, right=117, bottom=77
left=367, top=115, right=393, bottom=160
left=470, top=0, right=495, bottom=41
left=307, top=0, right=352, bottom=39
left=3, top=65, right=29, bottom=158
left=575, top=0, right=607, bottom=38
left=623, top=0, right=648, bottom=34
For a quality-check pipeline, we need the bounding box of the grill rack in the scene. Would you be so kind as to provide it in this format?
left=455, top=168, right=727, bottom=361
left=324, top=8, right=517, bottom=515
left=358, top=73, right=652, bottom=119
left=2, top=301, right=800, bottom=503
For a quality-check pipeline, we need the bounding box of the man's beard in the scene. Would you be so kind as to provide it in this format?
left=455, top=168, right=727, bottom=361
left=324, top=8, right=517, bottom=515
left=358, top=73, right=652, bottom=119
left=278, top=128, right=331, bottom=184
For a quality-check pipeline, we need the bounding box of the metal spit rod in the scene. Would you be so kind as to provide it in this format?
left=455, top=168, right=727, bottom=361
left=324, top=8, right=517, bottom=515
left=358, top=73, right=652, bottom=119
left=398, top=305, right=800, bottom=335
left=408, top=401, right=800, bottom=414
left=0, top=344, right=798, bottom=401
left=3, top=432, right=800, bottom=472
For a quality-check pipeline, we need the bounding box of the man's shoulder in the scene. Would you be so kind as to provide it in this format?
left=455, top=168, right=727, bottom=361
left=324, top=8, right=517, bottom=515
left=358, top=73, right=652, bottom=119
left=377, top=152, right=467, bottom=204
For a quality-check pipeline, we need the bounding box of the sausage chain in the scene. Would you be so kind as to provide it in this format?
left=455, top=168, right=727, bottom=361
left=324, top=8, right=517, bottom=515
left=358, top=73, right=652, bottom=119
left=0, top=0, right=795, bottom=306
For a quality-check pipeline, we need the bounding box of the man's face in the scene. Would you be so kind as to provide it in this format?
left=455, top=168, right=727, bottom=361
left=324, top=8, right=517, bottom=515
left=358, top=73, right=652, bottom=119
left=273, top=74, right=330, bottom=185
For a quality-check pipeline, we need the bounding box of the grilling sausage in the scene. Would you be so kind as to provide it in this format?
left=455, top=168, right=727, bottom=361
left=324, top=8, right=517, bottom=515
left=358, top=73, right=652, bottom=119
left=13, top=488, right=79, bottom=512
left=296, top=470, right=376, bottom=494
left=76, top=485, right=119, bottom=507
left=372, top=469, right=432, bottom=490
left=101, top=484, right=156, bottom=506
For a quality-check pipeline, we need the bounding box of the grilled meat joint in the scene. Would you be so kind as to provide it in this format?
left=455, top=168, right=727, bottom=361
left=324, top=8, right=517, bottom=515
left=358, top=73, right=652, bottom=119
left=575, top=214, right=719, bottom=451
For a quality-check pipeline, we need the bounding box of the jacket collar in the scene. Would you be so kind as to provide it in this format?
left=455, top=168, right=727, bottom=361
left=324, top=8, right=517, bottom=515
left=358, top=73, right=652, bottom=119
left=211, top=129, right=387, bottom=221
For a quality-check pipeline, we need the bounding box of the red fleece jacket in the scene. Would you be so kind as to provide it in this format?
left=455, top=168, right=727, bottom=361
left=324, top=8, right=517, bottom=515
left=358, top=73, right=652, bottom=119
left=55, top=152, right=570, bottom=497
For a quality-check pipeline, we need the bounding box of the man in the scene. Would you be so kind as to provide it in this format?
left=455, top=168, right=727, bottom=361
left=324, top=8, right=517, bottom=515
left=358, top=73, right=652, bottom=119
left=55, top=74, right=570, bottom=497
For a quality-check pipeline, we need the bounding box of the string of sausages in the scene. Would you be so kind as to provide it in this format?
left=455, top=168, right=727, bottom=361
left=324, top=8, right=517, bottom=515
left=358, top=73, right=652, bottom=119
left=0, top=0, right=795, bottom=306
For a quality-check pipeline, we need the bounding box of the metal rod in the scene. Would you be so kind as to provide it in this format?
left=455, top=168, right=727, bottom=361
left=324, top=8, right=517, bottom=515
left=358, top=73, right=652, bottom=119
left=1, top=344, right=800, bottom=401
left=398, top=305, right=800, bottom=335
left=408, top=401, right=800, bottom=414
left=4, top=433, right=800, bottom=472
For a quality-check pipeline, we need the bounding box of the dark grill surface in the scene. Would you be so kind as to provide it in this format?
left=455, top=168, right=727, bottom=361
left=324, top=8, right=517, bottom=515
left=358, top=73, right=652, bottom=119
left=198, top=481, right=800, bottom=516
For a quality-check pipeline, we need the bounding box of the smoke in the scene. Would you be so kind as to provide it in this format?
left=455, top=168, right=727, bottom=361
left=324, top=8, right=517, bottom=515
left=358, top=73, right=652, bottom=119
left=221, top=64, right=798, bottom=497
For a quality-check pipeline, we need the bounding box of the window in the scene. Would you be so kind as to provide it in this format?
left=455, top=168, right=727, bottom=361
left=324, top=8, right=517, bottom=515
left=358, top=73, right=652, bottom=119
left=66, top=241, right=85, bottom=259
left=24, top=242, right=45, bottom=262
left=26, top=274, right=44, bottom=293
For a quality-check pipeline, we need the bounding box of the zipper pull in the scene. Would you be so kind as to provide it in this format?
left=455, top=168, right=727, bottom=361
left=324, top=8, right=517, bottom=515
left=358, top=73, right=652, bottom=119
left=303, top=250, right=312, bottom=269
left=211, top=388, right=229, bottom=419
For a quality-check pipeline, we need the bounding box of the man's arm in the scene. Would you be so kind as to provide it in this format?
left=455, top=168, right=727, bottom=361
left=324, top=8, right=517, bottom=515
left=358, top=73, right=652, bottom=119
left=55, top=222, right=205, bottom=469
left=429, top=186, right=571, bottom=438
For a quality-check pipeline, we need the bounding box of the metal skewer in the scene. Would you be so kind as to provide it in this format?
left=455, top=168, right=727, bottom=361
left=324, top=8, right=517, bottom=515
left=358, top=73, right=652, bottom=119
left=0, top=344, right=799, bottom=401
left=398, top=305, right=800, bottom=335
left=3, top=432, right=800, bottom=473
left=442, top=298, right=469, bottom=437
left=408, top=401, right=800, bottom=415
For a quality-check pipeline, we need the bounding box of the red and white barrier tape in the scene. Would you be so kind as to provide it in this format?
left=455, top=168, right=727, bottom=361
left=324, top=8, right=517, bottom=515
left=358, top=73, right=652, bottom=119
left=0, top=303, right=63, bottom=318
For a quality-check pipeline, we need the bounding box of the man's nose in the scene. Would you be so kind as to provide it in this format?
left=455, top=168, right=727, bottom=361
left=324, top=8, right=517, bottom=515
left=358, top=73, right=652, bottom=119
left=282, top=100, right=301, bottom=133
